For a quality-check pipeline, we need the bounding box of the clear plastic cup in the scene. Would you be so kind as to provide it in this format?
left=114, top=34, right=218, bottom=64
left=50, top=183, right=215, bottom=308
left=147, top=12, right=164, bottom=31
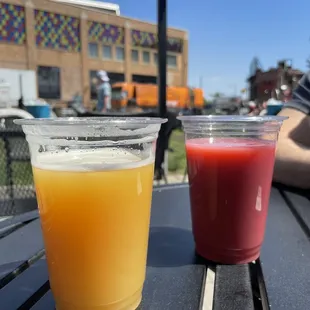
left=178, top=115, right=287, bottom=264
left=14, top=117, right=167, bottom=310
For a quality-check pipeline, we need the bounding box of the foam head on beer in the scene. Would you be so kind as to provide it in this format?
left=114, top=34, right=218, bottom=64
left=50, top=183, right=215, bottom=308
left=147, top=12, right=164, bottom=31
left=32, top=147, right=154, bottom=171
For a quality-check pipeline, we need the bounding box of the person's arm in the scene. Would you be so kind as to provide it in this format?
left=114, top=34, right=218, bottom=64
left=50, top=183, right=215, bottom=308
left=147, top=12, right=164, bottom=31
left=274, top=108, right=310, bottom=188
left=274, top=72, right=310, bottom=189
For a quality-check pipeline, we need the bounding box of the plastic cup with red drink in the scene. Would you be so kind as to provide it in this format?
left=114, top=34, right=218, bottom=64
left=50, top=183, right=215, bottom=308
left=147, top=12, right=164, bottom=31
left=178, top=115, right=287, bottom=264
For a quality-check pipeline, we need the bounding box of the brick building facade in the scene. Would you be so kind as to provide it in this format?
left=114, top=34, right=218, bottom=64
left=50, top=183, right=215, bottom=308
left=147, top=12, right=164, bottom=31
left=248, top=61, right=303, bottom=103
left=0, top=0, right=188, bottom=105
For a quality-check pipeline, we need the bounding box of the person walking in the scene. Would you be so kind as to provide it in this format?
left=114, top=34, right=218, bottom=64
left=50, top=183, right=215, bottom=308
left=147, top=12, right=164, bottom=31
left=96, top=71, right=111, bottom=112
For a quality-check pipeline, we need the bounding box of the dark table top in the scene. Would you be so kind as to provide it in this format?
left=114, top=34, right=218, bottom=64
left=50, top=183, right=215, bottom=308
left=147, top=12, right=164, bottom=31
left=1, top=184, right=310, bottom=310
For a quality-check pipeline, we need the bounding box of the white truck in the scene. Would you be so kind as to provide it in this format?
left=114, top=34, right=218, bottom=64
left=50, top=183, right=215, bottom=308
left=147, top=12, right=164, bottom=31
left=0, top=69, right=37, bottom=108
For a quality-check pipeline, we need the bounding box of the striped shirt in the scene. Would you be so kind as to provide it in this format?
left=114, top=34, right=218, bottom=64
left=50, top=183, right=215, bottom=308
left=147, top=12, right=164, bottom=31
left=285, top=72, right=310, bottom=114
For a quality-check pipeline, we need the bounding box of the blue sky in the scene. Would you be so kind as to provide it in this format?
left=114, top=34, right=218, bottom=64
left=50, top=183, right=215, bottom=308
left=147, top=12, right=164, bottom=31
left=105, top=0, right=309, bottom=98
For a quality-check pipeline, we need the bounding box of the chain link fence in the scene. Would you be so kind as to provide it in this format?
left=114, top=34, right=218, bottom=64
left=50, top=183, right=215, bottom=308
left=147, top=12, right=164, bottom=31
left=0, top=117, right=37, bottom=216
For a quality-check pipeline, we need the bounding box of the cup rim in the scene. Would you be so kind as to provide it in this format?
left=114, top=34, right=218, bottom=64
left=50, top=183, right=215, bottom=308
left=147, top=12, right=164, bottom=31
left=14, top=117, right=168, bottom=126
left=177, top=115, right=288, bottom=123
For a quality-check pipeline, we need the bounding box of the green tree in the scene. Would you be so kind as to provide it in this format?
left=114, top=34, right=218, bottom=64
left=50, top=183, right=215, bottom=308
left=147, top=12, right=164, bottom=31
left=211, top=92, right=225, bottom=98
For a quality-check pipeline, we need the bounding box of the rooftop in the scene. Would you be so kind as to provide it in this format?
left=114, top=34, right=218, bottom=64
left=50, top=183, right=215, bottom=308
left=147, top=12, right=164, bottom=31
left=51, top=0, right=120, bottom=15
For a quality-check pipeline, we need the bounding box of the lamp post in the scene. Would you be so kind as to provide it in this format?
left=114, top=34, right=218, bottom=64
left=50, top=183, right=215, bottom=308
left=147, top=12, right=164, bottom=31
left=154, top=0, right=168, bottom=183
left=157, top=0, right=167, bottom=118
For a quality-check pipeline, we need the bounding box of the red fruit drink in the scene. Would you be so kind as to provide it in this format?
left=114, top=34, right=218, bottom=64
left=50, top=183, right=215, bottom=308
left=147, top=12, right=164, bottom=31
left=186, top=138, right=276, bottom=264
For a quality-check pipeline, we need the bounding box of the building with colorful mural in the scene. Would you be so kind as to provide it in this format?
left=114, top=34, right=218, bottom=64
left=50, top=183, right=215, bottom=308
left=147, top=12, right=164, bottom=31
left=0, top=0, right=188, bottom=104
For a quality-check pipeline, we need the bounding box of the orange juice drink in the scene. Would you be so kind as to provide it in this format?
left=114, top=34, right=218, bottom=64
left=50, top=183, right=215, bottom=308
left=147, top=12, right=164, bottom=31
left=33, top=149, right=154, bottom=310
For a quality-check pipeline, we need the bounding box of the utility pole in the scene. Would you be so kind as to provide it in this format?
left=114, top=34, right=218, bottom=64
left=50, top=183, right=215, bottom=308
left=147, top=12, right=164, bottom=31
left=157, top=0, right=167, bottom=118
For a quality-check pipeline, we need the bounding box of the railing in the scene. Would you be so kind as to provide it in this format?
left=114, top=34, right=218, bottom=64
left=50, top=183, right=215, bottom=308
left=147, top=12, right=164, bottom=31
left=0, top=117, right=37, bottom=216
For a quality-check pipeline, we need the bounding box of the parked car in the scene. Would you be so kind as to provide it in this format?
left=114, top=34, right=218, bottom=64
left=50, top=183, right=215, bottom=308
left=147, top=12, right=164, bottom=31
left=213, top=97, right=241, bottom=114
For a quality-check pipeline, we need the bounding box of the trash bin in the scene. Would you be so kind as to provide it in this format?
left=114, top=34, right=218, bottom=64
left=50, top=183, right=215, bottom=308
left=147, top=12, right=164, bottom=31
left=267, top=104, right=283, bottom=115
left=25, top=105, right=51, bottom=118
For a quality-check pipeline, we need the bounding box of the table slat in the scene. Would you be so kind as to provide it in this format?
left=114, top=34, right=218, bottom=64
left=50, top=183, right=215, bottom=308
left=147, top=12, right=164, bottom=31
left=144, top=186, right=205, bottom=309
left=30, top=291, right=54, bottom=310
left=0, top=219, right=44, bottom=281
left=1, top=185, right=270, bottom=309
left=27, top=266, right=206, bottom=310
left=261, top=188, right=310, bottom=310
left=140, top=265, right=205, bottom=309
left=283, top=191, right=310, bottom=235
left=151, top=185, right=192, bottom=230
left=213, top=265, right=254, bottom=310
left=0, top=210, right=38, bottom=230
left=0, top=259, right=48, bottom=310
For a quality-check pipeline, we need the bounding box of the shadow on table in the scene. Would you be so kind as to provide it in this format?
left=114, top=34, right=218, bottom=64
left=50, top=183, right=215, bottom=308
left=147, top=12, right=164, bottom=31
left=147, top=227, right=196, bottom=267
left=273, top=181, right=310, bottom=199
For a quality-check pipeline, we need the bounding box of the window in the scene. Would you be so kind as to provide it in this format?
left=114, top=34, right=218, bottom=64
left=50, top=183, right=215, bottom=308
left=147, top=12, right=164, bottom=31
left=88, top=43, right=98, bottom=58
left=132, top=74, right=157, bottom=84
left=131, top=49, right=139, bottom=62
left=142, top=51, right=150, bottom=64
left=167, top=54, right=177, bottom=68
left=154, top=53, right=158, bottom=64
left=38, top=66, right=61, bottom=99
left=107, top=72, right=125, bottom=84
left=102, top=45, right=112, bottom=59
left=116, top=46, right=125, bottom=61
